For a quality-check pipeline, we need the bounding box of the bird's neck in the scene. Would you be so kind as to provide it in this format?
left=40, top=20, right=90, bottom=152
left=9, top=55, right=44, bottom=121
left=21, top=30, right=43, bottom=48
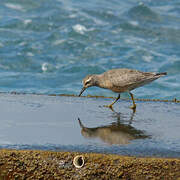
left=94, top=74, right=107, bottom=89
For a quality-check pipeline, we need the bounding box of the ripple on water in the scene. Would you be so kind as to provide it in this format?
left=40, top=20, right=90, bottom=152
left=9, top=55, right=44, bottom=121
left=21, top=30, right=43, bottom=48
left=72, top=24, right=88, bottom=35
left=0, top=0, right=179, bottom=99
left=5, top=3, right=25, bottom=11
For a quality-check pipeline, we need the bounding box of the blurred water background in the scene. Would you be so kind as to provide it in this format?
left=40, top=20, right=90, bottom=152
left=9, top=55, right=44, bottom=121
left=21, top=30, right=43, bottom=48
left=0, top=0, right=180, bottom=99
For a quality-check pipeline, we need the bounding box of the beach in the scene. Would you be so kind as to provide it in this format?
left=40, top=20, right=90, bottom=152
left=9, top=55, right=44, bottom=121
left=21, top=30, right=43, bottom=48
left=0, top=149, right=180, bottom=179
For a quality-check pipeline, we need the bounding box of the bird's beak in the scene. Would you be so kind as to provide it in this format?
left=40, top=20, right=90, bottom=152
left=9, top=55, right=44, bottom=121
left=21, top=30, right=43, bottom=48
left=79, top=87, right=86, bottom=96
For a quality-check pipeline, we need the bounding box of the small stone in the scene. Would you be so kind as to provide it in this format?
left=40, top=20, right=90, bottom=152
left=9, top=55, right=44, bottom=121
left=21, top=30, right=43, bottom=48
left=118, top=171, right=123, bottom=177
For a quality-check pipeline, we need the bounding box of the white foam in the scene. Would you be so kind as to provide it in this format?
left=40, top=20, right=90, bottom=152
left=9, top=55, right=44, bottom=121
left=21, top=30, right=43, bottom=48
left=5, top=3, right=24, bottom=11
left=42, top=63, right=54, bottom=72
left=111, top=28, right=122, bottom=34
left=124, top=38, right=134, bottom=44
left=142, top=55, right=153, bottom=62
left=138, top=2, right=144, bottom=6
left=72, top=24, right=87, bottom=35
left=24, top=19, right=32, bottom=25
left=69, top=14, right=77, bottom=18
left=129, top=21, right=139, bottom=26
left=26, top=52, right=34, bottom=57
left=19, top=42, right=27, bottom=46
left=53, top=39, right=65, bottom=46
left=125, top=36, right=146, bottom=44
left=42, top=63, right=49, bottom=72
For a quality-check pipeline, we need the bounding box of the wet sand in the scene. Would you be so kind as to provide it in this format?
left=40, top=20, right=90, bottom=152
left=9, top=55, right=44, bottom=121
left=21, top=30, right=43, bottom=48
left=0, top=149, right=180, bottom=179
left=0, top=93, right=180, bottom=157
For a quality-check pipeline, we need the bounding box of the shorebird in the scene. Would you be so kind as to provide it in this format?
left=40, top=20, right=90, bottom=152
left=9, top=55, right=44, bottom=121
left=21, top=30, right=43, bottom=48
left=79, top=68, right=167, bottom=111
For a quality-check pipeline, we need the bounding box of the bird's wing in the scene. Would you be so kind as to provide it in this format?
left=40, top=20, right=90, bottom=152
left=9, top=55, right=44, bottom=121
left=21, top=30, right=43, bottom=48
left=105, top=69, right=156, bottom=89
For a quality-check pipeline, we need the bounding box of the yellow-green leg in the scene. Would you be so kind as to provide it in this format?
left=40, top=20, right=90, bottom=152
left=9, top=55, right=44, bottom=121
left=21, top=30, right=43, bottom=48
left=129, top=92, right=136, bottom=112
left=104, top=94, right=120, bottom=109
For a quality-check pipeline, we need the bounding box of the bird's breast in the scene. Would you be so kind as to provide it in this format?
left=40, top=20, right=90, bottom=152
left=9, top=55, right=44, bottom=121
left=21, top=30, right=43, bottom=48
left=97, top=81, right=127, bottom=93
left=109, top=85, right=128, bottom=93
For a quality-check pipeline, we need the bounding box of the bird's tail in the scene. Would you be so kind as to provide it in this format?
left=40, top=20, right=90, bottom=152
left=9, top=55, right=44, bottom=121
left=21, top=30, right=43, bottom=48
left=155, top=72, right=167, bottom=76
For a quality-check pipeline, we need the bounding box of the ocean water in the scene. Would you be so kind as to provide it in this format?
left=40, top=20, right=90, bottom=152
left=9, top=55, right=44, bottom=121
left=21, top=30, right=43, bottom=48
left=0, top=0, right=180, bottom=99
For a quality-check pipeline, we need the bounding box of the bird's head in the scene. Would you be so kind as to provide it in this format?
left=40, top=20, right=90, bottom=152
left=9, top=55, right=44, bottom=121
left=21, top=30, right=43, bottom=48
left=79, top=75, right=96, bottom=96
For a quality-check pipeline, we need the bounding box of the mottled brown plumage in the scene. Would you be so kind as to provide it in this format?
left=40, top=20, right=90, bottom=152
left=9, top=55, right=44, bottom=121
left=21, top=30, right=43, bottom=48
left=79, top=68, right=167, bottom=111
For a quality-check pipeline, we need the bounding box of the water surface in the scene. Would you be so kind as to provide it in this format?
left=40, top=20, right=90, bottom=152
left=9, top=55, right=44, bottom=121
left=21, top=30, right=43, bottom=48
left=0, top=94, right=179, bottom=157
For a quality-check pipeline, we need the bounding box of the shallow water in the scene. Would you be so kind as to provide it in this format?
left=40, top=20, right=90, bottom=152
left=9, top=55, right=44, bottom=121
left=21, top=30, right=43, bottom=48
left=0, top=94, right=179, bottom=157
left=0, top=0, right=180, bottom=99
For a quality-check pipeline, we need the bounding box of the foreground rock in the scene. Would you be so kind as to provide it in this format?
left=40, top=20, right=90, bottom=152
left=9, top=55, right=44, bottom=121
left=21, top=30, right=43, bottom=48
left=0, top=149, right=179, bottom=179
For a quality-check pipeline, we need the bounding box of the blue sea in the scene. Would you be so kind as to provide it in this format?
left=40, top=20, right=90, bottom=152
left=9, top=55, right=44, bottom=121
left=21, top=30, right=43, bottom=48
left=0, top=0, right=180, bottom=99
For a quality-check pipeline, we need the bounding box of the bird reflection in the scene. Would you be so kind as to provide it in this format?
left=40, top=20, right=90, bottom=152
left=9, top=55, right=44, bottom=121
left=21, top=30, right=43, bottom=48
left=78, top=112, right=148, bottom=145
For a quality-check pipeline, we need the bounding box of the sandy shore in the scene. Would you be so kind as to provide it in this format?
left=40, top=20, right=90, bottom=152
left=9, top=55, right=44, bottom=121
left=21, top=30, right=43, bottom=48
left=0, top=149, right=179, bottom=179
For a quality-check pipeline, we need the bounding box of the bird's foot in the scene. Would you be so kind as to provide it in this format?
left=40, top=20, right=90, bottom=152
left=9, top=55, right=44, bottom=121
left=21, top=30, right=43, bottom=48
left=103, top=104, right=114, bottom=110
left=129, top=105, right=136, bottom=112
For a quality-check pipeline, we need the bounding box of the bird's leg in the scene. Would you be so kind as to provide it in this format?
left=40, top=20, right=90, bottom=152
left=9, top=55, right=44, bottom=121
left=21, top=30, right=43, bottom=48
left=104, top=94, right=120, bottom=109
left=128, top=110, right=135, bottom=125
left=129, top=92, right=136, bottom=112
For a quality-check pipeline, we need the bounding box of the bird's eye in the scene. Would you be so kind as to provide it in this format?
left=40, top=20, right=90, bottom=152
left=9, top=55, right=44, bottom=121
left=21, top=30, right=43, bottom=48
left=85, top=81, right=90, bottom=86
left=84, top=77, right=92, bottom=86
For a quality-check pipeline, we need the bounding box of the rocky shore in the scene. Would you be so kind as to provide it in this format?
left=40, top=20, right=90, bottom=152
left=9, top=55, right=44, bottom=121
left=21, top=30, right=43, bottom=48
left=0, top=149, right=179, bottom=179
